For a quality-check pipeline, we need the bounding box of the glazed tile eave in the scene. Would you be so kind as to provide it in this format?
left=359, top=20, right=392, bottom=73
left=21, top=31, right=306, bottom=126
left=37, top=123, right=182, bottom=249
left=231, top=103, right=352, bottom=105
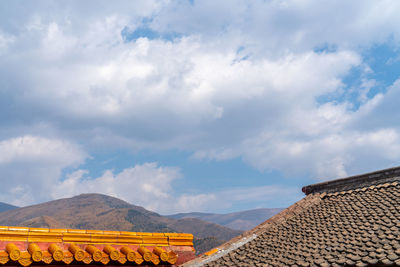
left=0, top=227, right=195, bottom=266
left=0, top=227, right=193, bottom=246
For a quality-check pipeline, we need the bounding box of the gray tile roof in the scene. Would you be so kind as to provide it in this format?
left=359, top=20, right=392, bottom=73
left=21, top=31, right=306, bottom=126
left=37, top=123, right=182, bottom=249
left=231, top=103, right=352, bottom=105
left=183, top=167, right=400, bottom=267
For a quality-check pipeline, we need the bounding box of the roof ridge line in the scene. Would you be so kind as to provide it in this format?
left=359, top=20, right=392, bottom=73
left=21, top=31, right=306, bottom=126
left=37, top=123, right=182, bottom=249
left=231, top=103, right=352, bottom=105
left=321, top=180, right=400, bottom=199
left=180, top=193, right=323, bottom=266
left=302, top=166, right=400, bottom=195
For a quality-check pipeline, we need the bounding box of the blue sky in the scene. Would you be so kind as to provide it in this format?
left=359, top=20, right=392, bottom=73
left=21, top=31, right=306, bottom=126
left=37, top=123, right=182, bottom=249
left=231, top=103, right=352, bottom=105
left=0, top=0, right=400, bottom=214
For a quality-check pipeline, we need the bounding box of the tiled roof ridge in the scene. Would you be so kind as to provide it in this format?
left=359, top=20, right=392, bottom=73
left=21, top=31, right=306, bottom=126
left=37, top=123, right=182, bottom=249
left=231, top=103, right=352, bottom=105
left=180, top=193, right=323, bottom=267
left=0, top=225, right=196, bottom=266
left=0, top=225, right=193, bottom=238
left=302, top=165, right=400, bottom=195
left=0, top=225, right=193, bottom=247
left=320, top=180, right=399, bottom=199
left=201, top=179, right=400, bottom=266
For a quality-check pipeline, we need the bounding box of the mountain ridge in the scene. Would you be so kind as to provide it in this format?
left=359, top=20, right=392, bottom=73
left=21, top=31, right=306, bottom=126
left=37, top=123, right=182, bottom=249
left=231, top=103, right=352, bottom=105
left=0, top=193, right=242, bottom=254
left=167, top=207, right=283, bottom=231
left=0, top=202, right=18, bottom=213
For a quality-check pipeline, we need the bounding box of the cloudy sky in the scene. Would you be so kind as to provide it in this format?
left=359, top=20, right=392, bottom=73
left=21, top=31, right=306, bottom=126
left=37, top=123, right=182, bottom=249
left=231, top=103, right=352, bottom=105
left=1, top=0, right=400, bottom=214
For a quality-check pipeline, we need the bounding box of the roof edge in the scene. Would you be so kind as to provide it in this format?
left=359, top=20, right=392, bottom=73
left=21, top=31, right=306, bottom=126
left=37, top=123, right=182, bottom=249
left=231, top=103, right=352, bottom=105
left=180, top=193, right=322, bottom=267
left=302, top=165, right=400, bottom=195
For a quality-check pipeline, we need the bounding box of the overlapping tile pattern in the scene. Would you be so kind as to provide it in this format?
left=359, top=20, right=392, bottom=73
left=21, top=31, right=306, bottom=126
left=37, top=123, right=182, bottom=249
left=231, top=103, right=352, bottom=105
left=0, top=226, right=194, bottom=266
left=192, top=168, right=400, bottom=267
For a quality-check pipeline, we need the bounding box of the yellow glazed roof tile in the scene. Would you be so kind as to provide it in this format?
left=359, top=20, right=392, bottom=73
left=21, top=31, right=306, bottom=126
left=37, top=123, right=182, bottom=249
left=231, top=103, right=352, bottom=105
left=176, top=233, right=193, bottom=238
left=142, top=244, right=169, bottom=247
left=142, top=236, right=169, bottom=244
left=0, top=230, right=27, bottom=235
left=28, top=232, right=62, bottom=237
left=62, top=233, right=92, bottom=243
left=164, top=233, right=179, bottom=237
left=90, top=234, right=118, bottom=244
left=119, top=231, right=137, bottom=235
left=0, top=230, right=29, bottom=242
left=102, top=230, right=117, bottom=235
left=0, top=237, right=193, bottom=266
left=49, top=228, right=68, bottom=233
left=204, top=248, right=218, bottom=256
left=116, top=235, right=143, bottom=244
left=136, top=232, right=153, bottom=236
left=85, top=230, right=104, bottom=234
left=151, top=233, right=165, bottom=237
left=0, top=225, right=194, bottom=249
left=67, top=229, right=86, bottom=234
left=164, top=233, right=193, bottom=238
left=8, top=227, right=29, bottom=232
left=27, top=232, right=63, bottom=243
left=29, top=228, right=49, bottom=233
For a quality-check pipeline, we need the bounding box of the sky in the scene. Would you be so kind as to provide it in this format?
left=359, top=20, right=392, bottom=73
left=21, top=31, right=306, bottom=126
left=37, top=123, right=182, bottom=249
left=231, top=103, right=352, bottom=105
left=1, top=0, right=400, bottom=214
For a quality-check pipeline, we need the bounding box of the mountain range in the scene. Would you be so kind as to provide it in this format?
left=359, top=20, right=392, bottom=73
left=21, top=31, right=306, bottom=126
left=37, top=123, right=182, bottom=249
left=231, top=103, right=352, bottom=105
left=0, top=194, right=241, bottom=254
left=0, top=202, right=18, bottom=213
left=167, top=208, right=283, bottom=231
left=0, top=194, right=281, bottom=254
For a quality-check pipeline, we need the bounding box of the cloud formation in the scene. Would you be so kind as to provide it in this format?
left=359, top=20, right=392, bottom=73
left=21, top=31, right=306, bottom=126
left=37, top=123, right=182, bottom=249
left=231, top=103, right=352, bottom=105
left=51, top=163, right=300, bottom=214
left=0, top=135, right=87, bottom=206
left=0, top=0, right=400, bottom=210
left=0, top=135, right=297, bottom=213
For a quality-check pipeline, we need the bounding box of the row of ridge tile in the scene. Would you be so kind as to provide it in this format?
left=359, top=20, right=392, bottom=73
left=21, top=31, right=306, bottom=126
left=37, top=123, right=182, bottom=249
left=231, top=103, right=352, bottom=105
left=0, top=226, right=193, bottom=246
left=0, top=242, right=178, bottom=266
left=0, top=226, right=192, bottom=237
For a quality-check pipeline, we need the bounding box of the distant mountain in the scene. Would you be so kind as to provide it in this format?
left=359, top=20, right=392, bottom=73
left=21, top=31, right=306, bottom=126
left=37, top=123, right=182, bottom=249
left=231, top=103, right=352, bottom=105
left=168, top=208, right=283, bottom=231
left=0, top=202, right=18, bottom=213
left=0, top=194, right=242, bottom=254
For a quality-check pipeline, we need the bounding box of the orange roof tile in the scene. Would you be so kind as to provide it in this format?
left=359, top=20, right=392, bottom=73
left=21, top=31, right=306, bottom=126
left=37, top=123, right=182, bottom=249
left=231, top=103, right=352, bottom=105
left=0, top=226, right=194, bottom=266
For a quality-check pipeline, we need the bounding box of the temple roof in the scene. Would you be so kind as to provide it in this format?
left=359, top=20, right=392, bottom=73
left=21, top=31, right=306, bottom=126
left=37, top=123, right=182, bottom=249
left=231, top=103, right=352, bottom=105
left=183, top=166, right=400, bottom=267
left=0, top=226, right=195, bottom=266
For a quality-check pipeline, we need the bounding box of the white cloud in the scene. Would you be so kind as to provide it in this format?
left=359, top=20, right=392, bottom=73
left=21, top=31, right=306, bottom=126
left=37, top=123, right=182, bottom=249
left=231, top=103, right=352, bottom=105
left=51, top=162, right=300, bottom=214
left=0, top=29, right=361, bottom=148
left=52, top=163, right=181, bottom=211
left=172, top=184, right=302, bottom=213
left=52, top=162, right=214, bottom=213
left=0, top=0, right=400, bottom=194
left=0, top=135, right=85, bottom=165
left=0, top=135, right=87, bottom=206
left=150, top=0, right=400, bottom=59
left=241, top=128, right=400, bottom=180
left=0, top=30, right=14, bottom=53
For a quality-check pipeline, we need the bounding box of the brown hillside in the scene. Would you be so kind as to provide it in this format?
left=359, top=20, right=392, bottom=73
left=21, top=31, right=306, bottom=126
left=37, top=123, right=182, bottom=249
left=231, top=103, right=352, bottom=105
left=0, top=194, right=242, bottom=253
left=168, top=218, right=242, bottom=241
left=168, top=208, right=283, bottom=231
left=19, top=215, right=66, bottom=228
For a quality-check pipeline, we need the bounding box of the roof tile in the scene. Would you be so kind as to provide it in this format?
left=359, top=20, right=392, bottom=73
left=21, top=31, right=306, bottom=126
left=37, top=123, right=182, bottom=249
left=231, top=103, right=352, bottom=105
left=0, top=225, right=194, bottom=266
left=189, top=167, right=400, bottom=267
